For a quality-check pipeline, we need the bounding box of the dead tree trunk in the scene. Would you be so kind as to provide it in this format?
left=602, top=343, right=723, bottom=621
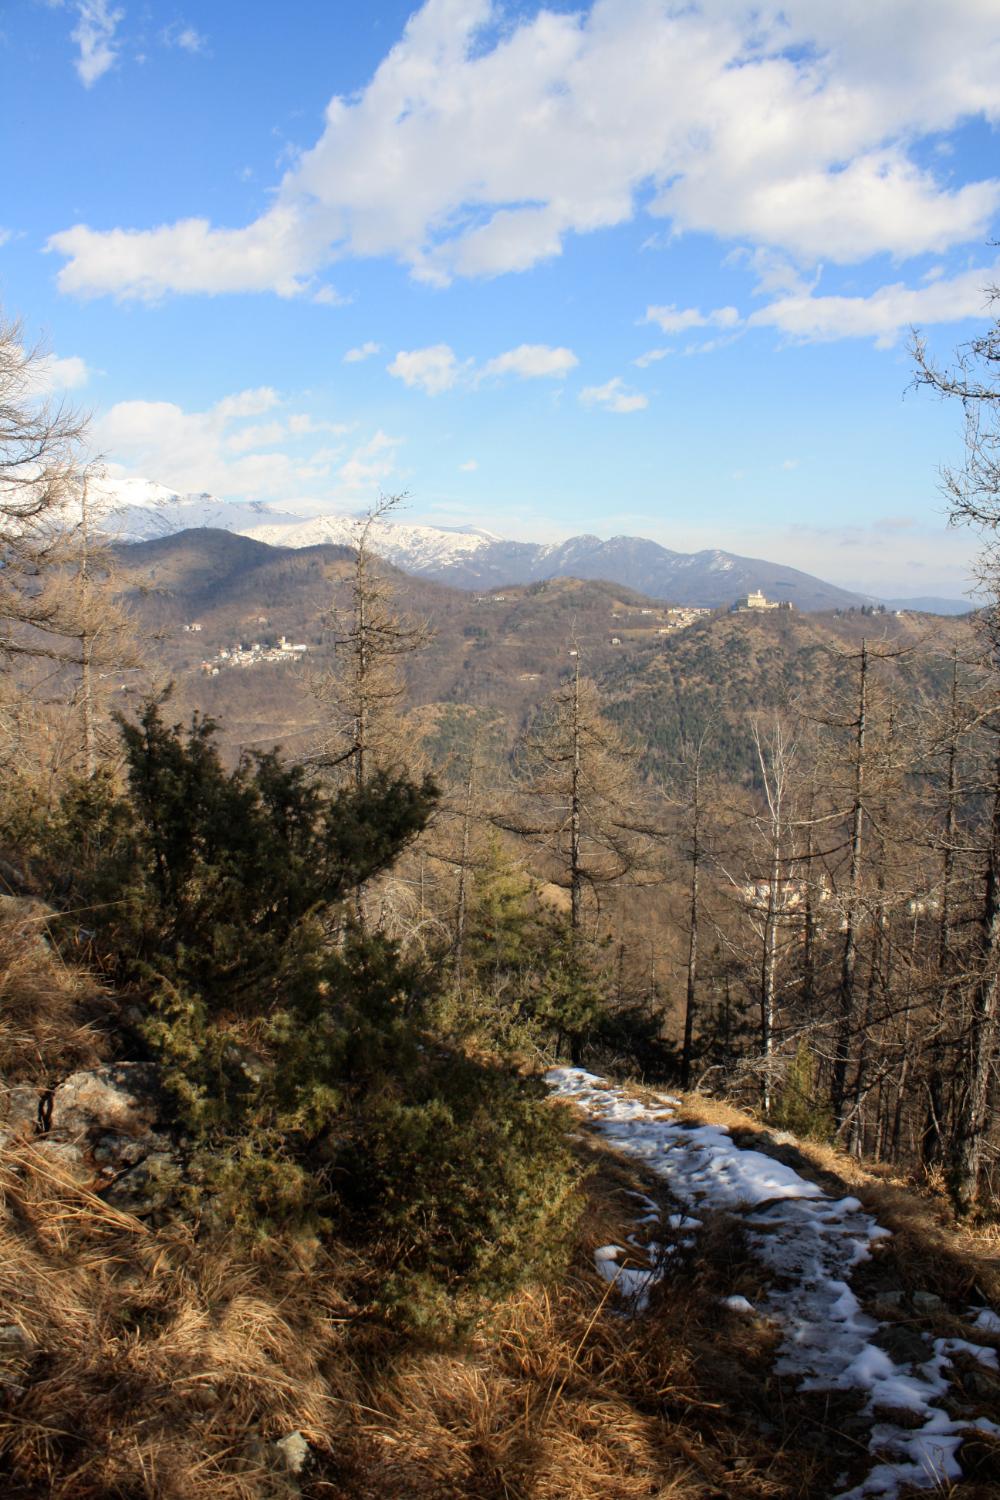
left=950, top=731, right=1000, bottom=1211
left=923, top=655, right=961, bottom=1170
left=680, top=736, right=708, bottom=1089
left=832, top=639, right=868, bottom=1126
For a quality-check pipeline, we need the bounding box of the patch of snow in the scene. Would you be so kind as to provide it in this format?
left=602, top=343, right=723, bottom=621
left=548, top=1067, right=999, bottom=1500
left=969, top=1307, right=1000, bottom=1335
left=724, top=1294, right=756, bottom=1314
left=932, top=1338, right=998, bottom=1372
left=593, top=1239, right=663, bottom=1314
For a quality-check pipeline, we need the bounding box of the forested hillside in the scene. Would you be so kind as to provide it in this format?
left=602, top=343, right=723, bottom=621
left=3, top=317, right=1000, bottom=1500
left=109, top=526, right=976, bottom=784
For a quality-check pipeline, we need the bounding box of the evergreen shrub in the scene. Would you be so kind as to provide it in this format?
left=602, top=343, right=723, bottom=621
left=35, top=701, right=582, bottom=1322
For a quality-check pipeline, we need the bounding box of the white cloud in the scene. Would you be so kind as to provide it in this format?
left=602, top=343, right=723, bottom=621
left=30, top=353, right=91, bottom=394
left=644, top=304, right=740, bottom=335
left=781, top=458, right=799, bottom=471
left=161, top=22, right=207, bottom=54
left=479, top=344, right=578, bottom=380
left=71, top=1, right=124, bottom=88
left=0, top=228, right=12, bottom=249
left=634, top=348, right=671, bottom=368
left=46, top=0, right=1000, bottom=298
left=49, top=205, right=315, bottom=300
left=728, top=247, right=820, bottom=299
left=749, top=259, right=1000, bottom=347
left=214, top=387, right=279, bottom=420
left=226, top=421, right=286, bottom=453
left=344, top=341, right=381, bottom=363
left=387, top=344, right=461, bottom=395
left=288, top=413, right=352, bottom=436
left=387, top=340, right=577, bottom=395
left=94, top=386, right=400, bottom=505
left=459, top=459, right=478, bottom=472
left=337, top=429, right=401, bottom=490
left=682, top=332, right=744, bottom=357
left=312, top=284, right=348, bottom=306
left=579, top=377, right=647, bottom=414
left=95, top=395, right=299, bottom=498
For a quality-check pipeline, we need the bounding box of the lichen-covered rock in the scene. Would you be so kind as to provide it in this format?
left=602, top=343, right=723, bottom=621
left=0, top=893, right=53, bottom=950
left=31, top=1139, right=88, bottom=1175
left=41, top=1064, right=171, bottom=1182
left=49, top=1064, right=159, bottom=1140
left=0, top=1084, right=42, bottom=1136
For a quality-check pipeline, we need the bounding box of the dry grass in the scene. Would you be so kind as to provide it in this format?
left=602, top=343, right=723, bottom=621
left=0, top=1127, right=861, bottom=1500
left=0, top=1139, right=355, bottom=1498
left=0, top=912, right=107, bottom=1089
left=1, top=1108, right=993, bottom=1499
left=1, top=927, right=996, bottom=1500
left=322, top=1149, right=853, bottom=1500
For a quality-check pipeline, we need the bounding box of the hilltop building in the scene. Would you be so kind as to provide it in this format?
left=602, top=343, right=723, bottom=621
left=732, top=589, right=793, bottom=613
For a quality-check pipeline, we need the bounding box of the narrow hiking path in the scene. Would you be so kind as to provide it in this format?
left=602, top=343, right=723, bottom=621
left=548, top=1068, right=1000, bottom=1500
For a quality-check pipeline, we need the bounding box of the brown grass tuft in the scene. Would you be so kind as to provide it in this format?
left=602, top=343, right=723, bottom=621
left=0, top=1142, right=350, bottom=1498
left=0, top=913, right=107, bottom=1091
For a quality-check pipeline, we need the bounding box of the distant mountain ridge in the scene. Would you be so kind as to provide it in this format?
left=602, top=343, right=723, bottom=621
left=97, top=475, right=953, bottom=614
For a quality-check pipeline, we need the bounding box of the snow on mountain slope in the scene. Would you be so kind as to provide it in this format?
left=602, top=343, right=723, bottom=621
left=244, top=514, right=502, bottom=573
left=92, top=475, right=305, bottom=540
left=99, top=473, right=868, bottom=610
left=94, top=474, right=504, bottom=573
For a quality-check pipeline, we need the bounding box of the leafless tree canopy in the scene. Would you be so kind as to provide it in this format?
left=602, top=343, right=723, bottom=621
left=0, top=312, right=141, bottom=782
left=312, top=493, right=430, bottom=790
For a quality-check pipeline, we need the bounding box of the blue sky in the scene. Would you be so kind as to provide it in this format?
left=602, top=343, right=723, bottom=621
left=4, top=1, right=1000, bottom=598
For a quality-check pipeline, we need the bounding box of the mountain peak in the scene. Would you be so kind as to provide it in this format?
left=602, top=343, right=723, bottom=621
left=95, top=475, right=868, bottom=612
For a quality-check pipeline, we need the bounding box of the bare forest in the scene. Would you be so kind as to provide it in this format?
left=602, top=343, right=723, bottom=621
left=4, top=303, right=1000, bottom=1499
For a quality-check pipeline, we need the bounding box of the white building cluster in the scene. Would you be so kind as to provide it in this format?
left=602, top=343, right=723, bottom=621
left=200, top=635, right=308, bottom=675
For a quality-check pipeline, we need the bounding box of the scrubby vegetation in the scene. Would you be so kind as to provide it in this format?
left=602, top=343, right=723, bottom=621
left=5, top=299, right=1000, bottom=1496
left=13, top=702, right=579, bottom=1325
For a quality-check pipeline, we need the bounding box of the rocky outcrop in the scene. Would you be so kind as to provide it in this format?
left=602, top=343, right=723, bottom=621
left=2, top=1063, right=174, bottom=1204
left=47, top=1063, right=160, bottom=1148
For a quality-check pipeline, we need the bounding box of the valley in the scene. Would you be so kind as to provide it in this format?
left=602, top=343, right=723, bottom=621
left=113, top=527, right=977, bottom=783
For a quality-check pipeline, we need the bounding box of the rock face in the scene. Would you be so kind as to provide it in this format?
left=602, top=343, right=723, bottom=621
left=37, top=1064, right=171, bottom=1189
left=0, top=1061, right=177, bottom=1210
left=48, top=1063, right=160, bottom=1146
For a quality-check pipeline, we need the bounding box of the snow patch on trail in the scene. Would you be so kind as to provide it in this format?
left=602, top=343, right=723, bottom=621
left=548, top=1067, right=999, bottom=1500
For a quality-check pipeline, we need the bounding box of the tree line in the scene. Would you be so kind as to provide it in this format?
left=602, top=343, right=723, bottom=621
left=4, top=293, right=1000, bottom=1236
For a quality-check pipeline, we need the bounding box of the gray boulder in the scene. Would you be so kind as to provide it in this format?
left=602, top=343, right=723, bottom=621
left=44, top=1064, right=171, bottom=1183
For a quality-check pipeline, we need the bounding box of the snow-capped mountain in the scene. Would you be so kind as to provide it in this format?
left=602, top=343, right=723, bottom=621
left=385, top=529, right=866, bottom=611
left=99, top=474, right=873, bottom=611
left=244, top=514, right=503, bottom=575
left=93, top=476, right=305, bottom=541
